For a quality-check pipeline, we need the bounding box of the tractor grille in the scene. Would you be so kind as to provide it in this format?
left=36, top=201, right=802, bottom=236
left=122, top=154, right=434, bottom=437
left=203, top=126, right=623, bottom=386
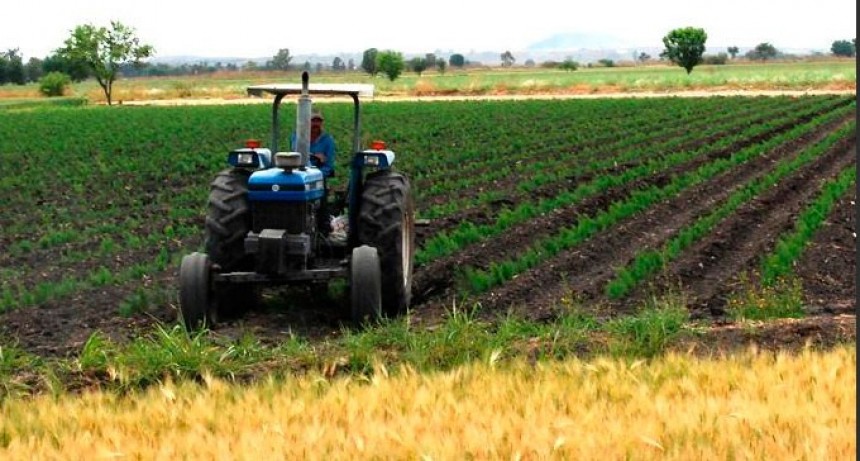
left=252, top=202, right=311, bottom=234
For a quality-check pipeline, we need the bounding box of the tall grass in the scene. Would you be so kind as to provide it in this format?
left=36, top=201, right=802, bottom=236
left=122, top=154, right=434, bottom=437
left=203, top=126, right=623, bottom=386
left=0, top=345, right=853, bottom=459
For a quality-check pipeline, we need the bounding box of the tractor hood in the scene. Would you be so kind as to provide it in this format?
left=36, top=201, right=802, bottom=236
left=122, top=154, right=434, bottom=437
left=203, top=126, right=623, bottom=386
left=247, top=168, right=325, bottom=202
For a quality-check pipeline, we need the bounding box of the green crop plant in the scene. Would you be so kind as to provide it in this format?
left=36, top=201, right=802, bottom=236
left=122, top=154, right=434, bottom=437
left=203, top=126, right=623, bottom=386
left=605, top=121, right=854, bottom=299
left=760, top=166, right=856, bottom=285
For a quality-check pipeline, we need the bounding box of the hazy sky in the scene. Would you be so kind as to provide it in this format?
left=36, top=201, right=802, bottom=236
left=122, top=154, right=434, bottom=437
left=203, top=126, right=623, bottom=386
left=2, top=0, right=855, bottom=59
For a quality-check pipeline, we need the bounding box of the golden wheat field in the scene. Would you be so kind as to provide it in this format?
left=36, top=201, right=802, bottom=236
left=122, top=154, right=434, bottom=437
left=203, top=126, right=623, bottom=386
left=0, top=345, right=854, bottom=460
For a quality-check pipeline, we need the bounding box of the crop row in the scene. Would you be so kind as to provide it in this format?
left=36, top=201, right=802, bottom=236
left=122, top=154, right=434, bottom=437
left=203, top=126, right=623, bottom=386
left=0, top=96, right=854, bottom=313
left=457, top=105, right=854, bottom=295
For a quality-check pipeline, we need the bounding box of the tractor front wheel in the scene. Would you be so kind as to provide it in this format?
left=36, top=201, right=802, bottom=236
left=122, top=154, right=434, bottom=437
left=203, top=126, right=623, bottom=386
left=179, top=252, right=217, bottom=331
left=350, top=245, right=382, bottom=323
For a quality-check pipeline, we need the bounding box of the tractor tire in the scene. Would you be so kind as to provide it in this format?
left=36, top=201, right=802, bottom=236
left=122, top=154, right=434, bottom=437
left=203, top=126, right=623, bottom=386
left=179, top=252, right=216, bottom=331
left=351, top=245, right=382, bottom=323
left=205, top=168, right=252, bottom=271
left=357, top=170, right=415, bottom=316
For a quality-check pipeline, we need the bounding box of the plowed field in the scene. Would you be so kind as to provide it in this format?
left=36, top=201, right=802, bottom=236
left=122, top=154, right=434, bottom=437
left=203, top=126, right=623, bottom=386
left=0, top=95, right=855, bottom=358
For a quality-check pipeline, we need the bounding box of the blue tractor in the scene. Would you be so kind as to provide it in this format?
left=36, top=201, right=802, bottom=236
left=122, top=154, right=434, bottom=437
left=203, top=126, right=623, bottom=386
left=179, top=72, right=415, bottom=329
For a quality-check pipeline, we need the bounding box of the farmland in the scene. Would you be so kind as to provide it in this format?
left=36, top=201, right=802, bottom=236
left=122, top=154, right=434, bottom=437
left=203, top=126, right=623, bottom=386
left=0, top=82, right=855, bottom=457
left=0, top=91, right=854, bottom=356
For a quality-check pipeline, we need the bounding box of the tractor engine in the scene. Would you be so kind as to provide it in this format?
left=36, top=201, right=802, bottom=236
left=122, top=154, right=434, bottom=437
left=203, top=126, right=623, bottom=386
left=243, top=160, right=324, bottom=274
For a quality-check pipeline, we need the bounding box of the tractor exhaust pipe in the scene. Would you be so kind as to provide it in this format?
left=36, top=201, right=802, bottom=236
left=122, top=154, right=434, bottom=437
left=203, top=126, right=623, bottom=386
left=295, top=71, right=312, bottom=167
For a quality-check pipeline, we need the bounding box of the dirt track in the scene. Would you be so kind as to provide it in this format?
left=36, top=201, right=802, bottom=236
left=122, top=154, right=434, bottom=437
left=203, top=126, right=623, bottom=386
left=119, top=89, right=857, bottom=106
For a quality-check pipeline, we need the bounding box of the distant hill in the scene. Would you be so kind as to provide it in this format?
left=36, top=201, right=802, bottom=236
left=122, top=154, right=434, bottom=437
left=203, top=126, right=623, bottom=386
left=148, top=33, right=827, bottom=68
left=527, top=32, right=629, bottom=51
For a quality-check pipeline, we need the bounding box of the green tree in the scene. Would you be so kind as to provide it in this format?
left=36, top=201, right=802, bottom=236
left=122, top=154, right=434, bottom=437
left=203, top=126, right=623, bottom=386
left=43, top=52, right=90, bottom=82
left=361, top=48, right=379, bottom=75
left=410, top=57, right=427, bottom=76
left=727, top=46, right=739, bottom=59
left=25, top=57, right=43, bottom=82
left=746, top=42, right=778, bottom=61
left=449, top=53, right=465, bottom=68
left=660, top=27, right=707, bottom=74
left=500, top=50, right=515, bottom=67
left=559, top=58, right=579, bottom=71
left=332, top=57, right=346, bottom=72
left=59, top=21, right=154, bottom=105
left=268, top=48, right=292, bottom=70
left=436, top=59, right=447, bottom=74
left=377, top=50, right=404, bottom=81
left=0, top=48, right=25, bottom=84
left=831, top=40, right=855, bottom=57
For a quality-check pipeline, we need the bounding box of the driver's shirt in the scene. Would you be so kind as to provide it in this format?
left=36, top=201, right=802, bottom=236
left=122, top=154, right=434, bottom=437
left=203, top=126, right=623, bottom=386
left=290, top=132, right=336, bottom=177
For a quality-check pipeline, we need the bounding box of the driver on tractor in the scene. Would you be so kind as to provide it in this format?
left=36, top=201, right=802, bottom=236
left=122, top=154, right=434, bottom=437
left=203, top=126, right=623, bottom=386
left=290, top=108, right=341, bottom=235
left=290, top=108, right=335, bottom=178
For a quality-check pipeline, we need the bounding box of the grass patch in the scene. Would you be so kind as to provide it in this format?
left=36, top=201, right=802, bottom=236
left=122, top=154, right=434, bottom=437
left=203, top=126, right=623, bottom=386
left=605, top=294, right=690, bottom=358
left=0, top=293, right=704, bottom=397
left=727, top=273, right=806, bottom=320
left=0, top=97, right=88, bottom=110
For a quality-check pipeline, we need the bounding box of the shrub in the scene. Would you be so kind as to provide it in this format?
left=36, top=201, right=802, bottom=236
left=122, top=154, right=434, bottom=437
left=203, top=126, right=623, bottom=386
left=703, top=53, right=728, bottom=65
left=38, top=71, right=71, bottom=97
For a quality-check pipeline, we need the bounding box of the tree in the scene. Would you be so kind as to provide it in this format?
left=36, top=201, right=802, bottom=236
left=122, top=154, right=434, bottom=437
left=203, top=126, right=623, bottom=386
left=269, top=48, right=292, bottom=70
left=25, top=57, right=43, bottom=82
left=660, top=27, right=707, bottom=74
left=727, top=46, right=739, bottom=59
left=424, top=53, right=436, bottom=68
left=361, top=48, right=379, bottom=75
left=0, top=49, right=25, bottom=85
left=559, top=58, right=579, bottom=71
left=59, top=21, right=154, bottom=105
left=638, top=52, right=651, bottom=63
left=831, top=40, right=855, bottom=57
left=43, top=52, right=90, bottom=81
left=377, top=50, right=404, bottom=81
left=332, top=57, right=346, bottom=72
left=500, top=50, right=515, bottom=67
left=449, top=53, right=465, bottom=68
left=746, top=42, right=778, bottom=61
left=436, top=59, right=447, bottom=74
left=409, top=57, right=427, bottom=76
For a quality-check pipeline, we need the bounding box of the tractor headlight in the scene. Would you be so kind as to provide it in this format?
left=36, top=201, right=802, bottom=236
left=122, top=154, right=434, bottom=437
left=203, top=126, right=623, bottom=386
left=364, top=155, right=380, bottom=166
left=275, top=152, right=303, bottom=169
left=228, top=150, right=260, bottom=168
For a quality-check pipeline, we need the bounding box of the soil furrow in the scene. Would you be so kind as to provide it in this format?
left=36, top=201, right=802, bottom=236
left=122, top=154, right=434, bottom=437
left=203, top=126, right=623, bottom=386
left=410, top=109, right=853, bottom=308
left=649, top=140, right=856, bottom=317
left=407, top=115, right=854, bottom=327
left=792, top=190, right=856, bottom=314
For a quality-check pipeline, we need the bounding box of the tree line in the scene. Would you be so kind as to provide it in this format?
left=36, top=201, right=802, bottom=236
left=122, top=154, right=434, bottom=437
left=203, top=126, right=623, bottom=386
left=2, top=20, right=855, bottom=104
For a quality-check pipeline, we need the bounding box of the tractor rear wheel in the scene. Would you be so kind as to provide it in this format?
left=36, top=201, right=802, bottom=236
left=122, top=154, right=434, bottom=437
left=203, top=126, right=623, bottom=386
left=205, top=168, right=252, bottom=271
left=179, top=252, right=216, bottom=331
left=350, top=245, right=382, bottom=323
left=357, top=170, right=415, bottom=316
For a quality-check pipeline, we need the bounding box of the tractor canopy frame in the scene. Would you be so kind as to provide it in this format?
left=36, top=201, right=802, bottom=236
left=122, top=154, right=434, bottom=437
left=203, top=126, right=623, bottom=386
left=247, top=74, right=374, bottom=156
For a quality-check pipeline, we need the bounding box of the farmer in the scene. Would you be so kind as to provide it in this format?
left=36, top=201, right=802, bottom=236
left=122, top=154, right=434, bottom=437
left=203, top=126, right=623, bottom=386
left=290, top=108, right=336, bottom=177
